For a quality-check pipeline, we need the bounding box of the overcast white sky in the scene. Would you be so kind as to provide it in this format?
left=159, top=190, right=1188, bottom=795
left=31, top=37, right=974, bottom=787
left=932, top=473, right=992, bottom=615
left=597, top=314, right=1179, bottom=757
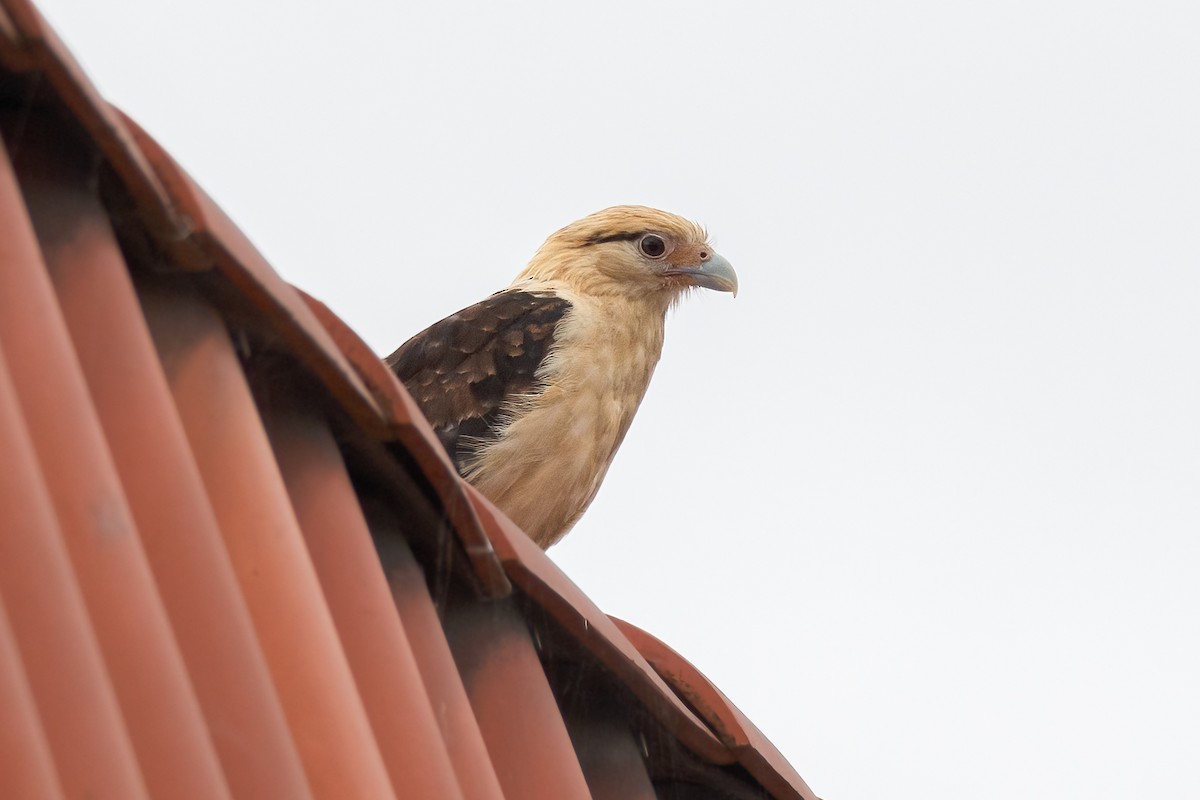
left=35, top=1, right=1200, bottom=797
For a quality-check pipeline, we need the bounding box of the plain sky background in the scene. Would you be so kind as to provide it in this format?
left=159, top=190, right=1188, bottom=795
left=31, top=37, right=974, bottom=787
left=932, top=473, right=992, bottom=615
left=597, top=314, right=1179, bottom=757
left=33, top=1, right=1199, bottom=797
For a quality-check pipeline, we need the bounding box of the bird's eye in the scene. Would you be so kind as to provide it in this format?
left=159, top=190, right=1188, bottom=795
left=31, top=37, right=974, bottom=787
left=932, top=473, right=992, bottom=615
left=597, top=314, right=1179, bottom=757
left=639, top=234, right=668, bottom=259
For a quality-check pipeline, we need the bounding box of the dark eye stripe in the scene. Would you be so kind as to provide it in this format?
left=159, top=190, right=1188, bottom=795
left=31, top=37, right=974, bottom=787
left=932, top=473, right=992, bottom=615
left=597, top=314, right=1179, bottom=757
left=582, top=231, right=643, bottom=246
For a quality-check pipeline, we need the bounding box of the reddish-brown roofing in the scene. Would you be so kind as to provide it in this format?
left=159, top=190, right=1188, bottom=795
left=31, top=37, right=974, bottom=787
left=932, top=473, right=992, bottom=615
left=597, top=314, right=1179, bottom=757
left=0, top=2, right=820, bottom=798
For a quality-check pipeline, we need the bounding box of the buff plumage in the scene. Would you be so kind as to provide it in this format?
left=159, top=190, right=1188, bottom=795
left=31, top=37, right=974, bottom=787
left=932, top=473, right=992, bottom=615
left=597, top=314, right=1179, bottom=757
left=387, top=206, right=737, bottom=548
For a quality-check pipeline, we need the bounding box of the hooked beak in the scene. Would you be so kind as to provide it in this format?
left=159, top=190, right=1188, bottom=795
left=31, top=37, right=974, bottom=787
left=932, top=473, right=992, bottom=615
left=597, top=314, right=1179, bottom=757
left=663, top=252, right=739, bottom=297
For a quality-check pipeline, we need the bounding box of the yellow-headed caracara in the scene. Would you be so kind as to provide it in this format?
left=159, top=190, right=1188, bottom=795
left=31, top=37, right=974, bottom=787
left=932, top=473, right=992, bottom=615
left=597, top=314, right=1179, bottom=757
left=387, top=206, right=737, bottom=548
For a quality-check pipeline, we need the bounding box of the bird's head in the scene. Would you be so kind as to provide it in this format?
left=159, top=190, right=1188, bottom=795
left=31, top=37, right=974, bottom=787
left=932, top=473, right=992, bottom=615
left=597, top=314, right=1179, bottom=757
left=513, top=206, right=738, bottom=306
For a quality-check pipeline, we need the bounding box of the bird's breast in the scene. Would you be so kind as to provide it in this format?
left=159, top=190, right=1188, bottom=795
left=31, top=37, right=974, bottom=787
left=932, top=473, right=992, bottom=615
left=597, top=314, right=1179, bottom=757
left=466, top=295, right=667, bottom=547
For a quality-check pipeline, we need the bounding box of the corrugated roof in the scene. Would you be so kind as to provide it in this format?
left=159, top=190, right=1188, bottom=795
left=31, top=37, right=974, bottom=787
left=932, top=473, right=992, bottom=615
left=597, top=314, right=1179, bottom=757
left=0, top=2, right=820, bottom=798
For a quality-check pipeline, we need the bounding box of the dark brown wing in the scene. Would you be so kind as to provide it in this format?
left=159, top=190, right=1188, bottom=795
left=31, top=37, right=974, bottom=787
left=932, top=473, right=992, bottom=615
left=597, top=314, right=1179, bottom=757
left=386, top=290, right=571, bottom=473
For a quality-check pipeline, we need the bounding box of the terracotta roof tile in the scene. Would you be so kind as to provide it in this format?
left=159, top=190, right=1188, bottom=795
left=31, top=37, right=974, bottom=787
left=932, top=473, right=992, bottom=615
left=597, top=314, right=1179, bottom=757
left=0, top=4, right=820, bottom=798
left=19, top=123, right=310, bottom=800
left=1, top=121, right=232, bottom=800
left=612, top=619, right=820, bottom=800
left=0, top=0, right=185, bottom=241
left=296, top=285, right=511, bottom=599
left=264, top=390, right=466, bottom=799
left=463, top=482, right=736, bottom=765
left=372, top=521, right=508, bottom=800
left=0, top=592, right=65, bottom=800
left=138, top=279, right=397, bottom=800
left=0, top=347, right=138, bottom=800
left=444, top=598, right=594, bottom=799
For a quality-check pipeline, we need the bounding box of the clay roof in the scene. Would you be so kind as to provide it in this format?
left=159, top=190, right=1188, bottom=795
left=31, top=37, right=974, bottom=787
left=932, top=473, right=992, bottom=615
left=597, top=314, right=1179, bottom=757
left=0, top=2, right=819, bottom=798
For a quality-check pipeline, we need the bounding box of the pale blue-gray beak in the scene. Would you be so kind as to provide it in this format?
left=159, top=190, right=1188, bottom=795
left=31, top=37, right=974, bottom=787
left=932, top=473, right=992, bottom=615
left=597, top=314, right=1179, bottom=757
left=663, top=252, right=739, bottom=297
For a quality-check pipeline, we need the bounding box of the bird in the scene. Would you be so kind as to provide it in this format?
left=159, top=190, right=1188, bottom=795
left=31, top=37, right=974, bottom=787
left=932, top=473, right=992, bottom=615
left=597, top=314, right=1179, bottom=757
left=386, top=206, right=737, bottom=548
